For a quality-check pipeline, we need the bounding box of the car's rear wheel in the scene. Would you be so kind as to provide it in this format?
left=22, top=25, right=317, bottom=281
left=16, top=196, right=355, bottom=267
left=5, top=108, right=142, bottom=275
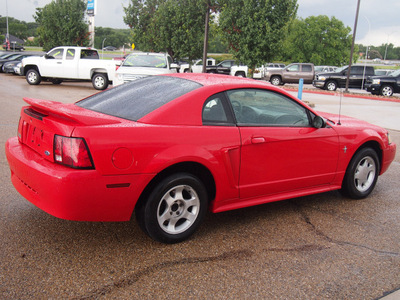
left=136, top=173, right=208, bottom=244
left=92, top=73, right=109, bottom=90
left=380, top=85, right=393, bottom=97
left=26, top=69, right=41, bottom=85
left=341, top=147, right=380, bottom=199
left=270, top=76, right=281, bottom=86
left=325, top=80, right=337, bottom=91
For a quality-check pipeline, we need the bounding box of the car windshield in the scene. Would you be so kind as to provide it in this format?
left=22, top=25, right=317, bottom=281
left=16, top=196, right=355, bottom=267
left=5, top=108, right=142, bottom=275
left=76, top=76, right=202, bottom=121
left=122, top=54, right=167, bottom=68
left=389, top=69, right=400, bottom=77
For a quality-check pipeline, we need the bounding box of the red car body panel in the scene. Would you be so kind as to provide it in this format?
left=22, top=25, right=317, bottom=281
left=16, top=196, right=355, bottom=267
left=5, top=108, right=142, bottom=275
left=5, top=73, right=396, bottom=222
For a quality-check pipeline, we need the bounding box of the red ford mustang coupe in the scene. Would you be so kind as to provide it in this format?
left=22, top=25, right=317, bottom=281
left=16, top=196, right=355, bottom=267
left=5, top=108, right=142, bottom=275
left=6, top=73, right=396, bottom=243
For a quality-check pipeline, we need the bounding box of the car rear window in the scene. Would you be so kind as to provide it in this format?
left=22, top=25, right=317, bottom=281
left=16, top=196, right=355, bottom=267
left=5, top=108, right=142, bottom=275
left=76, top=76, right=202, bottom=121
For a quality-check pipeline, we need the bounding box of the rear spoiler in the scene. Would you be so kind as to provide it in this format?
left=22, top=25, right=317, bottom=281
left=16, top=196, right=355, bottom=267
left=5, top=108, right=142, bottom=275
left=23, top=97, right=121, bottom=126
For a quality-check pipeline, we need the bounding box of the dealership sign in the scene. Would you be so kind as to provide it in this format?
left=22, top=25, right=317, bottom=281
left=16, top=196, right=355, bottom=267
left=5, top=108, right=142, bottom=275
left=87, top=0, right=95, bottom=16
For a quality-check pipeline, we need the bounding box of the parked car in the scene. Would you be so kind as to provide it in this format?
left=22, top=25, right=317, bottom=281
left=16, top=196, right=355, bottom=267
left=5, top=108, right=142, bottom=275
left=190, top=58, right=216, bottom=73
left=113, top=52, right=179, bottom=86
left=2, top=42, right=25, bottom=51
left=205, top=60, right=248, bottom=77
left=365, top=69, right=400, bottom=97
left=315, top=66, right=337, bottom=73
left=0, top=53, right=28, bottom=72
left=265, top=63, right=315, bottom=85
left=253, top=63, right=285, bottom=79
left=6, top=73, right=396, bottom=244
left=102, top=46, right=117, bottom=51
left=22, top=46, right=117, bottom=90
left=1, top=54, right=32, bottom=73
left=313, top=65, right=375, bottom=91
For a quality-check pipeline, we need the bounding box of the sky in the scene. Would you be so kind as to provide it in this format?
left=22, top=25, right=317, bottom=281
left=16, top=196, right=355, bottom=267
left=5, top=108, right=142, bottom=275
left=1, top=0, right=400, bottom=47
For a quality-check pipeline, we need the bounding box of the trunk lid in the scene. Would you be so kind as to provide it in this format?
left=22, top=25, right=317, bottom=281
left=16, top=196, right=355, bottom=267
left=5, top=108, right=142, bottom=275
left=18, top=97, right=121, bottom=162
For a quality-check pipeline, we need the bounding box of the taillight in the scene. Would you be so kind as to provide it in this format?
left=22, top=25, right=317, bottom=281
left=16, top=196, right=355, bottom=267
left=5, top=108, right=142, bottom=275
left=54, top=135, right=94, bottom=169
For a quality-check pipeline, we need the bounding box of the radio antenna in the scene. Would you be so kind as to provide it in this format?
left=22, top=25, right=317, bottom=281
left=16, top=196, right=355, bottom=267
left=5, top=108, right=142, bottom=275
left=338, top=88, right=343, bottom=125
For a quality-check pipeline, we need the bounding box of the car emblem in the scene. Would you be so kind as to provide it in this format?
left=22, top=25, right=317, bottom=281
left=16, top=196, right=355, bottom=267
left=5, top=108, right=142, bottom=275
left=343, top=146, right=347, bottom=153
left=44, top=150, right=51, bottom=156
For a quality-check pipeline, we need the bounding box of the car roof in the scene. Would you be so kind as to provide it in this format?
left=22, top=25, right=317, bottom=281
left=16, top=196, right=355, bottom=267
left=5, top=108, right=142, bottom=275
left=127, top=52, right=169, bottom=57
left=164, top=73, right=269, bottom=88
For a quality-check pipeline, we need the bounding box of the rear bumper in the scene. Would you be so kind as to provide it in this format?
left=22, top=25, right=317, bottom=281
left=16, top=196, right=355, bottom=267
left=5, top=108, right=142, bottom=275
left=5, top=137, right=153, bottom=222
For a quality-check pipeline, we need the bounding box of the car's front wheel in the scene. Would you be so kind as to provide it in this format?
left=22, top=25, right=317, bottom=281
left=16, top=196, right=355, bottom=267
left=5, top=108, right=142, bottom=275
left=26, top=69, right=41, bottom=85
left=380, top=85, right=393, bottom=97
left=270, top=76, right=282, bottom=86
left=136, top=173, right=208, bottom=244
left=325, top=80, right=337, bottom=91
left=341, top=147, right=380, bottom=199
left=92, top=73, right=109, bottom=90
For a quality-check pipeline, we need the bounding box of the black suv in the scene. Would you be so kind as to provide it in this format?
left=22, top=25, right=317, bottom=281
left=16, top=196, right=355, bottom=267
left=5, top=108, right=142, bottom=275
left=313, top=65, right=375, bottom=91
left=365, top=69, right=400, bottom=97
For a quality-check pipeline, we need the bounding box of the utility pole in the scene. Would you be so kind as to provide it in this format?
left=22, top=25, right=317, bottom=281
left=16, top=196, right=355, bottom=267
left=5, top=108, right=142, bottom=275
left=345, top=0, right=361, bottom=92
left=5, top=0, right=10, bottom=50
left=202, top=2, right=210, bottom=73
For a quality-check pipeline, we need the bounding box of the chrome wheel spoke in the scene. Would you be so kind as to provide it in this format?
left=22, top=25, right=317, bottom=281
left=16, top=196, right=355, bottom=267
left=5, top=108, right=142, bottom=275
left=354, top=157, right=376, bottom=192
left=157, top=185, right=200, bottom=235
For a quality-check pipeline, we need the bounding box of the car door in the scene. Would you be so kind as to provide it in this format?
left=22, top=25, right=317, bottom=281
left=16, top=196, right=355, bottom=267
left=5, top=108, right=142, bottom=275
left=348, top=66, right=364, bottom=88
left=216, top=61, right=233, bottom=75
left=226, top=89, right=339, bottom=199
left=300, top=64, right=314, bottom=83
left=40, top=48, right=65, bottom=77
left=284, top=64, right=300, bottom=83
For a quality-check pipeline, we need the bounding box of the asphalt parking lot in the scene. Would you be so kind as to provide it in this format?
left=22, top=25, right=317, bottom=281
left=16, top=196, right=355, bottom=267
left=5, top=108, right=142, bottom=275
left=1, top=73, right=399, bottom=299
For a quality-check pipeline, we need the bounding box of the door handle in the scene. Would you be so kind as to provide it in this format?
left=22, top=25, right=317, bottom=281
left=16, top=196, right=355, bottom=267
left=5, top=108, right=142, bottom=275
left=251, top=137, right=266, bottom=144
left=57, top=62, right=62, bottom=64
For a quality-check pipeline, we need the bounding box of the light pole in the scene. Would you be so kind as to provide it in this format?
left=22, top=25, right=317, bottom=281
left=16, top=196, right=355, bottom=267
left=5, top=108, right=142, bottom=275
left=345, top=0, right=361, bottom=92
left=5, top=0, right=10, bottom=50
left=361, top=16, right=370, bottom=90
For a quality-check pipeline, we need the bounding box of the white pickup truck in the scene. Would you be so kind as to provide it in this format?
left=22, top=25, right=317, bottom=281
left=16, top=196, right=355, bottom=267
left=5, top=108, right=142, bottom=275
left=22, top=46, right=116, bottom=90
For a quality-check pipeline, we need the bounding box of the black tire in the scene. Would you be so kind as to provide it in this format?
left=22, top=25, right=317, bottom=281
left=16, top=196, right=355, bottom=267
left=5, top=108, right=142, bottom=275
left=270, top=76, right=281, bottom=86
left=235, top=71, right=246, bottom=77
left=380, top=85, right=393, bottom=97
left=26, top=69, right=41, bottom=85
left=92, top=73, right=109, bottom=90
left=325, top=80, right=337, bottom=91
left=136, top=173, right=208, bottom=244
left=340, top=147, right=380, bottom=199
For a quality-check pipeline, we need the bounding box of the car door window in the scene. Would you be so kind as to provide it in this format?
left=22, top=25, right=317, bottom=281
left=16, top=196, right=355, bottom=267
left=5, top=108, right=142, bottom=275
left=66, top=49, right=75, bottom=60
left=302, top=64, right=312, bottom=72
left=226, top=89, right=310, bottom=127
left=287, top=65, right=299, bottom=72
left=202, top=93, right=234, bottom=125
left=47, top=48, right=64, bottom=59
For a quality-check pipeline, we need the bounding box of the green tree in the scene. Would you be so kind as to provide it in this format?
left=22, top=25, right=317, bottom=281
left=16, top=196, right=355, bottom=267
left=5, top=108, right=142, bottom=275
left=94, top=27, right=132, bottom=49
left=123, top=0, right=165, bottom=52
left=282, top=16, right=353, bottom=66
left=0, top=17, right=38, bottom=39
left=219, top=0, right=298, bottom=69
left=34, top=0, right=89, bottom=51
left=123, top=0, right=211, bottom=60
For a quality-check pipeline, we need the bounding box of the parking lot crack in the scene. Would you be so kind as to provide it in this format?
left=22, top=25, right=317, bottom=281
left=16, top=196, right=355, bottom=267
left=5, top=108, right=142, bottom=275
left=291, top=201, right=400, bottom=258
left=74, top=249, right=253, bottom=299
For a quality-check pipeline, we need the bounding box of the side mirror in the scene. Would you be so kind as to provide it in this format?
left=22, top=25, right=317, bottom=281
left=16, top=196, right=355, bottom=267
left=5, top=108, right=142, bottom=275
left=312, top=116, right=327, bottom=128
